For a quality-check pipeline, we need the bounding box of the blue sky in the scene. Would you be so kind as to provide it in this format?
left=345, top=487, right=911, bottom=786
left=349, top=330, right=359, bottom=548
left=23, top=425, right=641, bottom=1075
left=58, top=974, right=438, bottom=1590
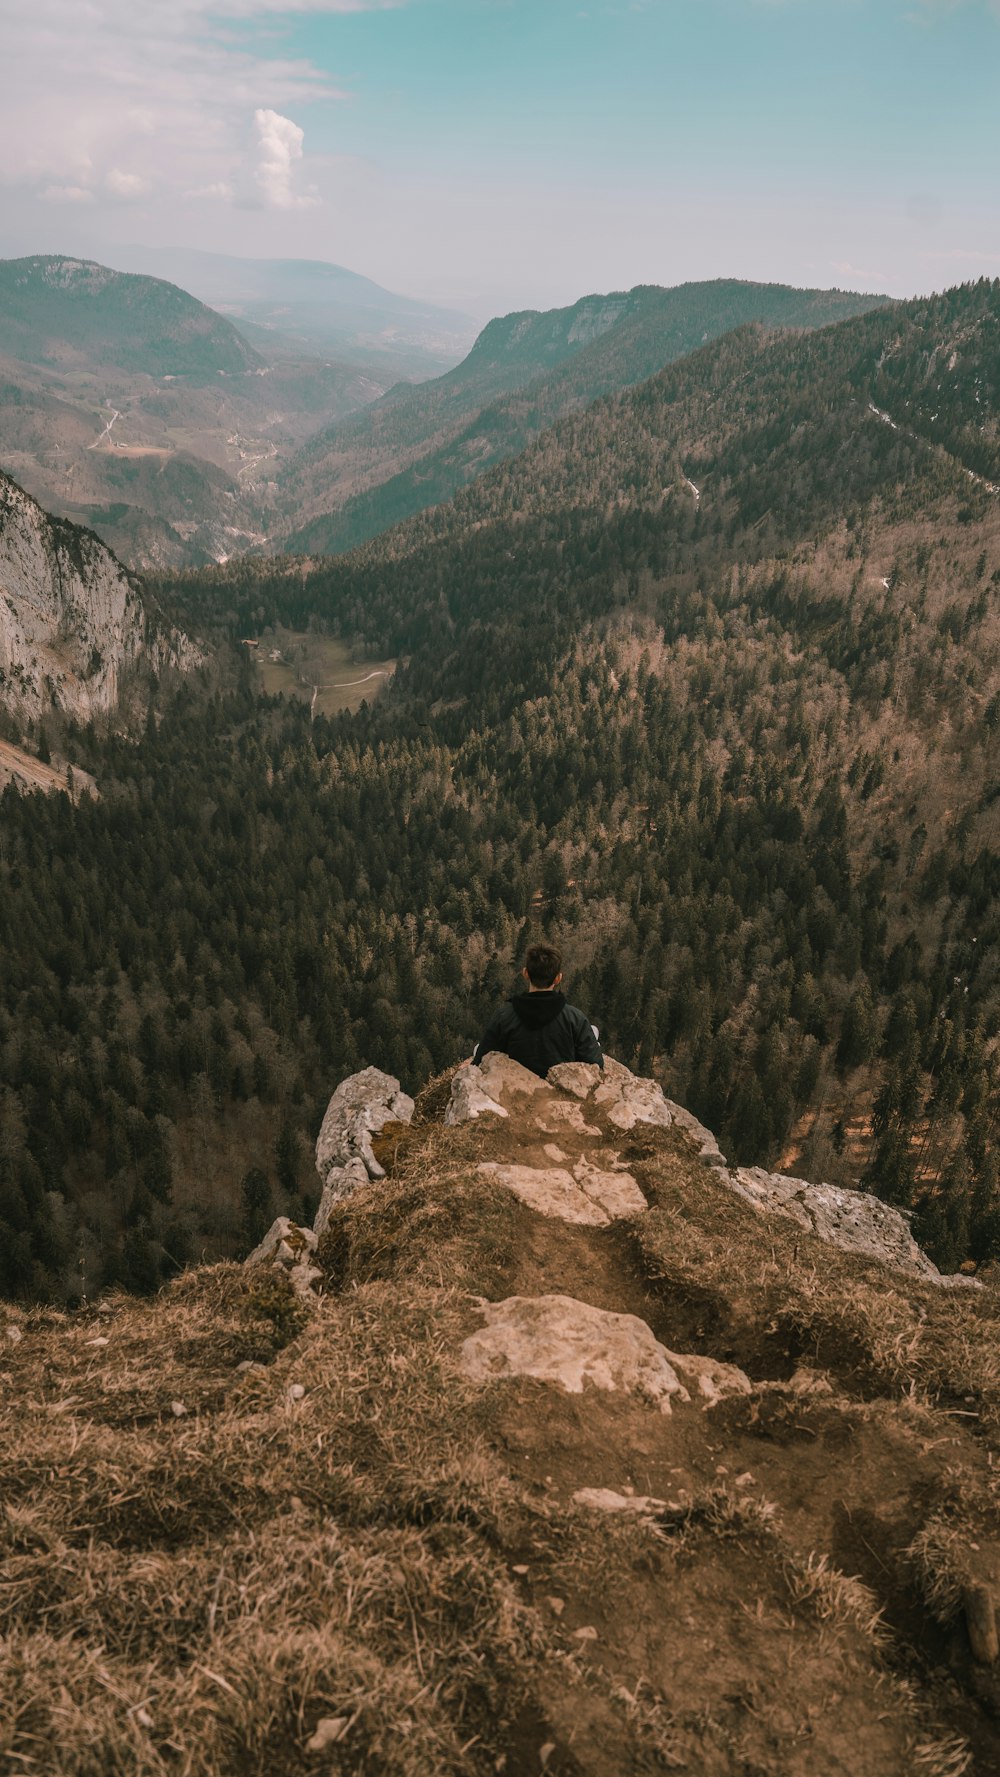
left=2, top=0, right=998, bottom=315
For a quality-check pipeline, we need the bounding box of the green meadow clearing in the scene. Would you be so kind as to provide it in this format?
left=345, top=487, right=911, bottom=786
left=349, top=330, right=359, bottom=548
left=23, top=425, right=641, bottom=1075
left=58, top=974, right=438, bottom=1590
left=255, top=630, right=396, bottom=716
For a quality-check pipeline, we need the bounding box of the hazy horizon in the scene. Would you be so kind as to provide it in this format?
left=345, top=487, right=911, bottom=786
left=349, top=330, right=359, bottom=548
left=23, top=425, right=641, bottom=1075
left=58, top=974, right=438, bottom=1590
left=3, top=0, right=999, bottom=322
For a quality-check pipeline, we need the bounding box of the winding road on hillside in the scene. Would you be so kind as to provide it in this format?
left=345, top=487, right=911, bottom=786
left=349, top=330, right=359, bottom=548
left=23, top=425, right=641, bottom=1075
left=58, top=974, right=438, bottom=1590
left=88, top=407, right=120, bottom=449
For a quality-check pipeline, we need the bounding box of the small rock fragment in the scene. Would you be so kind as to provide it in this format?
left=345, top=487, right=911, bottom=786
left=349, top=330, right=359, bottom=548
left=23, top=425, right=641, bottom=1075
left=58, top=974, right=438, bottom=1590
left=572, top=1487, right=671, bottom=1515
left=547, top=1597, right=565, bottom=1616
left=573, top=1626, right=598, bottom=1641
left=170, top=1400, right=187, bottom=1417
left=85, top=1336, right=110, bottom=1348
left=287, top=1383, right=306, bottom=1402
left=5, top=1327, right=22, bottom=1346
left=306, top=1716, right=351, bottom=1751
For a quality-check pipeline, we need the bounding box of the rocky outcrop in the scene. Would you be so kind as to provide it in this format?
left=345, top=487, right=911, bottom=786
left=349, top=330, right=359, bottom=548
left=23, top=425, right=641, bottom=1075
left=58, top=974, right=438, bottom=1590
left=0, top=472, right=196, bottom=720
left=316, top=1055, right=967, bottom=1289
left=314, top=1065, right=414, bottom=1234
left=726, top=1165, right=942, bottom=1282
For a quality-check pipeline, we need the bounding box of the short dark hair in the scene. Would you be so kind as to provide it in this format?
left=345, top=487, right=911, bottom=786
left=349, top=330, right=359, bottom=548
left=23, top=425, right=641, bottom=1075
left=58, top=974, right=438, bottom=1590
left=524, top=943, right=562, bottom=988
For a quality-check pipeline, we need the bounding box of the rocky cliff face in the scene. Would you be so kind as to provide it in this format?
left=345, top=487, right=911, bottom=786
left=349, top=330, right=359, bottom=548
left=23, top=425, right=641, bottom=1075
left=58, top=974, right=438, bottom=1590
left=0, top=472, right=195, bottom=720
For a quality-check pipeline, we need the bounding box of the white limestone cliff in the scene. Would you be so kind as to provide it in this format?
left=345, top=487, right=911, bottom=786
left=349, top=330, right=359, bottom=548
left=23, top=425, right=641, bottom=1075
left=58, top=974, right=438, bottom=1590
left=0, top=472, right=197, bottom=721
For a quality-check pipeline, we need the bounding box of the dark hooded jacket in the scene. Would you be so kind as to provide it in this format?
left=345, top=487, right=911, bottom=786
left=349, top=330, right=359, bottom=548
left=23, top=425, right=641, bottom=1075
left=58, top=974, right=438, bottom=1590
left=473, top=990, right=603, bottom=1079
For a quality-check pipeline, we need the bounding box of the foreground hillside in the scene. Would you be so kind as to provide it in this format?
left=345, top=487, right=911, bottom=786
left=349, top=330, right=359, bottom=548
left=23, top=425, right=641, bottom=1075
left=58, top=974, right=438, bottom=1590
left=277, top=278, right=888, bottom=555
left=4, top=1058, right=999, bottom=1775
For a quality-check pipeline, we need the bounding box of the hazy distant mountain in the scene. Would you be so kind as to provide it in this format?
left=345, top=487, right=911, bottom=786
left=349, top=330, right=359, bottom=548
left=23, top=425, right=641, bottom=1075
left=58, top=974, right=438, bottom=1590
left=0, top=255, right=389, bottom=570
left=277, top=278, right=891, bottom=556
left=0, top=256, right=262, bottom=379
left=106, top=245, right=479, bottom=378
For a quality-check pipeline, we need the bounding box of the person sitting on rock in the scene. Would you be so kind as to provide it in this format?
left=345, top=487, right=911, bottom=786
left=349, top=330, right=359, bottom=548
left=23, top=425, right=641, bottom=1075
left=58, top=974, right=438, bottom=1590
left=473, top=943, right=603, bottom=1079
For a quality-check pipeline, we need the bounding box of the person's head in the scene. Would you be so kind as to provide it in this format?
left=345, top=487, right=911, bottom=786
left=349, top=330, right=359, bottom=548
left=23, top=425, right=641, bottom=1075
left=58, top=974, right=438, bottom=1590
left=523, top=943, right=563, bottom=990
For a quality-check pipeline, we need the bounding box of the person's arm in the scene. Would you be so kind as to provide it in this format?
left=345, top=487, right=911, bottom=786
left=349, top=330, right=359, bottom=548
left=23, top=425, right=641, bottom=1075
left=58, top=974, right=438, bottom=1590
left=572, top=1010, right=604, bottom=1068
left=473, top=1007, right=511, bottom=1066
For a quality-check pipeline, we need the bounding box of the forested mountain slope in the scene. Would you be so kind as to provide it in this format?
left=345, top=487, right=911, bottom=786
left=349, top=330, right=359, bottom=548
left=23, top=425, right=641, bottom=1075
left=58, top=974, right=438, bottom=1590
left=0, top=257, right=387, bottom=571
left=277, top=279, right=888, bottom=555
left=3, top=279, right=1000, bottom=1304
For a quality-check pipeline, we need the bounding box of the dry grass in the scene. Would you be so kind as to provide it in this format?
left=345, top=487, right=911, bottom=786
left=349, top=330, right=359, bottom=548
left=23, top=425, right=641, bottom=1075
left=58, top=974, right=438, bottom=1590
left=632, top=1125, right=1000, bottom=1416
left=5, top=1093, right=1000, bottom=1774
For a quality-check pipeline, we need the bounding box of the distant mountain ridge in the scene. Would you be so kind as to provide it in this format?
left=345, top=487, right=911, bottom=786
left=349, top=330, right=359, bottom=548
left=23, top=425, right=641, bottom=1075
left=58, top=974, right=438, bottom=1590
left=104, top=244, right=478, bottom=378
left=0, top=254, right=390, bottom=571
left=277, top=277, right=891, bottom=556
left=0, top=256, right=262, bottom=378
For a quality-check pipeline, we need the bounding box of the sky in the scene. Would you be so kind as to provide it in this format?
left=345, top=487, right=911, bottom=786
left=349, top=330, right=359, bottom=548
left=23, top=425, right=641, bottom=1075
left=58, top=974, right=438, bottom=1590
left=1, top=0, right=998, bottom=318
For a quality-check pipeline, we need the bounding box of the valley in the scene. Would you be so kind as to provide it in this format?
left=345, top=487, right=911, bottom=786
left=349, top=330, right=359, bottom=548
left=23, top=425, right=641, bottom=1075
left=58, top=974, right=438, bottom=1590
left=3, top=270, right=1000, bottom=1327
left=253, top=630, right=396, bottom=716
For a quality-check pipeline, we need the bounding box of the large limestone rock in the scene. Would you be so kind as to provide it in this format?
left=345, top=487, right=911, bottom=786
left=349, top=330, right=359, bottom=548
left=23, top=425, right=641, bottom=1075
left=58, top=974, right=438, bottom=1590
left=460, top=1294, right=688, bottom=1411
left=477, top=1160, right=646, bottom=1226
left=592, top=1057, right=674, bottom=1131
left=314, top=1067, right=415, bottom=1226
left=477, top=1052, right=548, bottom=1103
left=444, top=1064, right=509, bottom=1127
left=547, top=1062, right=603, bottom=1099
left=0, top=471, right=196, bottom=721
left=727, top=1165, right=942, bottom=1282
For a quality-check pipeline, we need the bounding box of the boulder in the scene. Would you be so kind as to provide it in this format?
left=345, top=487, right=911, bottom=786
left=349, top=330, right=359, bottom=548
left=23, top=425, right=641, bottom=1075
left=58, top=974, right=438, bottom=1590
left=727, top=1165, right=942, bottom=1282
left=661, top=1349, right=752, bottom=1405
left=548, top=1062, right=603, bottom=1100
left=477, top=1052, right=548, bottom=1103
left=477, top=1163, right=611, bottom=1226
left=444, top=1064, right=509, bottom=1127
left=459, top=1293, right=690, bottom=1412
left=315, top=1067, right=414, bottom=1188
left=572, top=1487, right=674, bottom=1515
left=572, top=1159, right=648, bottom=1219
left=592, top=1057, right=673, bottom=1131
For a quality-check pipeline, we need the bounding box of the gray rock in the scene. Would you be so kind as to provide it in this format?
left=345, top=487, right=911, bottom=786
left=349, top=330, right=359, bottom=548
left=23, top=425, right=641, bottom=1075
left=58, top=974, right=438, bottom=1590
left=477, top=1051, right=548, bottom=1103
left=727, top=1165, right=943, bottom=1282
left=444, top=1065, right=509, bottom=1126
left=315, top=1067, right=415, bottom=1188
left=477, top=1160, right=645, bottom=1226
left=548, top=1062, right=603, bottom=1099
left=592, top=1056, right=673, bottom=1131
left=314, top=1157, right=371, bottom=1237
left=459, top=1293, right=688, bottom=1411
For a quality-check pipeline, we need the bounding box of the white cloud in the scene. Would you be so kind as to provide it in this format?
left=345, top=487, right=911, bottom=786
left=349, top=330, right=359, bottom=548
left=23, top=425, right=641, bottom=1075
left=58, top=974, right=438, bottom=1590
left=0, top=2, right=359, bottom=214
left=253, top=108, right=318, bottom=209
left=106, top=168, right=151, bottom=198
left=40, top=183, right=95, bottom=203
